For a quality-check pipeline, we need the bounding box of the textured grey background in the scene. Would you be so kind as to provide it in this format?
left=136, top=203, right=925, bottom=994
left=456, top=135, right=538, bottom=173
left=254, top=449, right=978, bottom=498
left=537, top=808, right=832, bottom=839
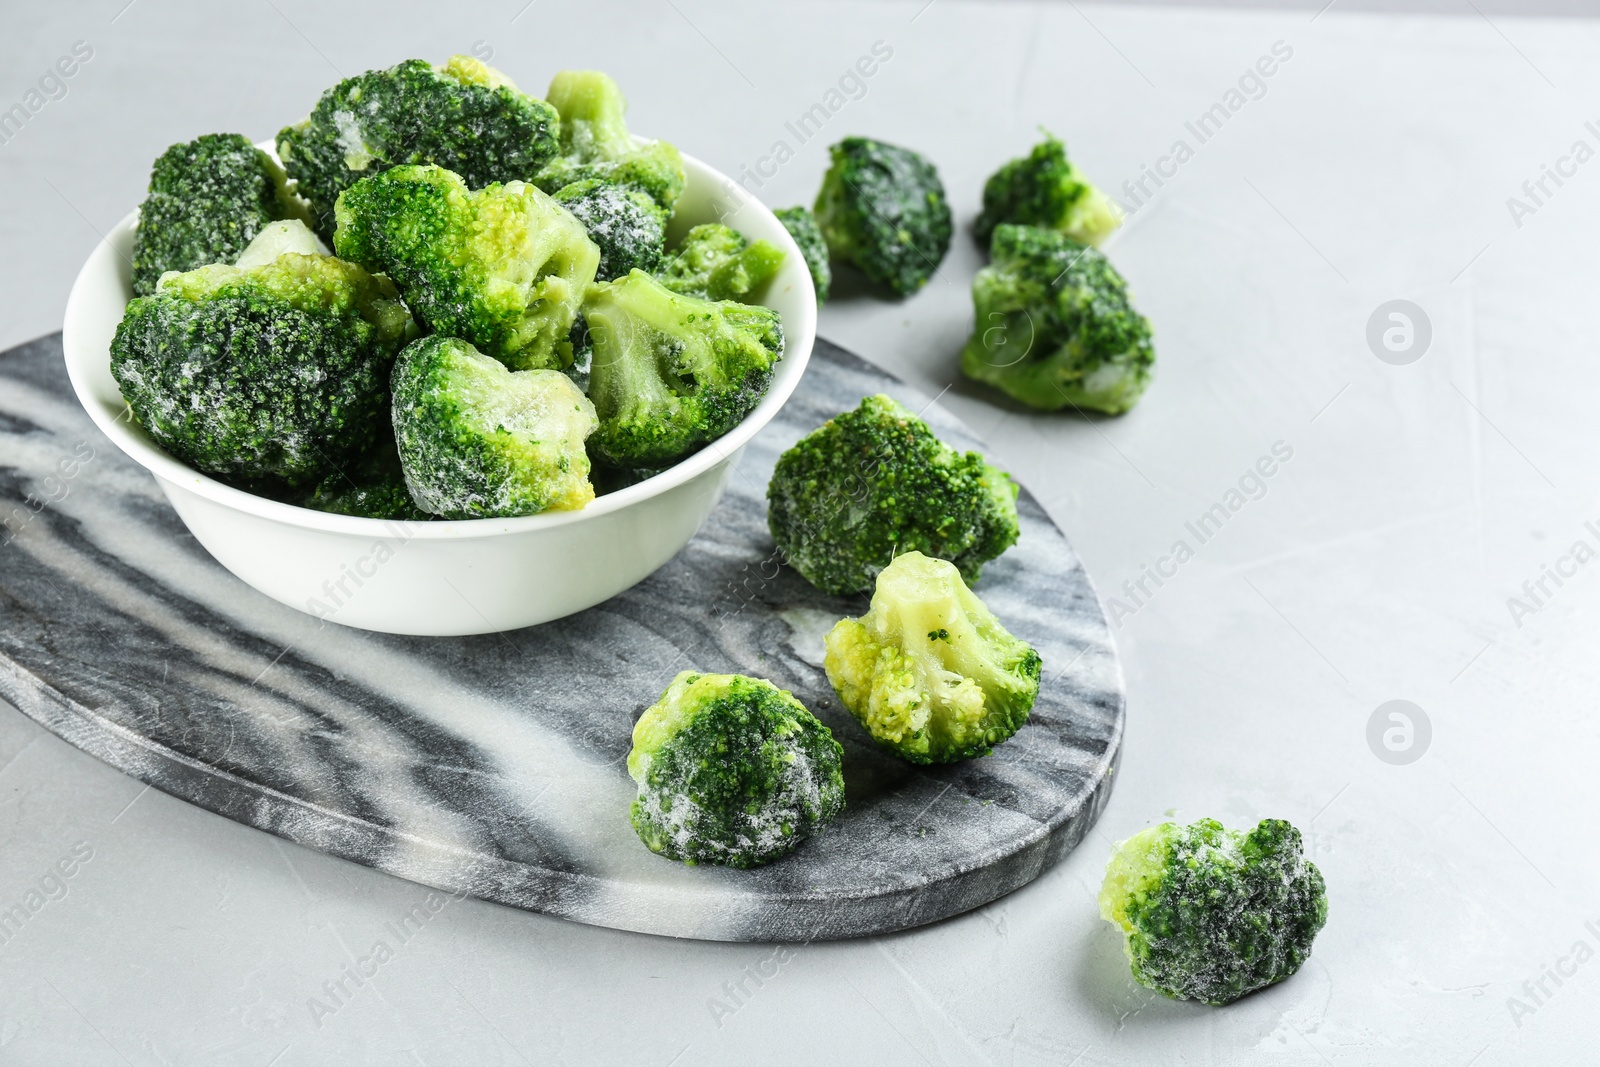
left=1, top=1, right=1598, bottom=1064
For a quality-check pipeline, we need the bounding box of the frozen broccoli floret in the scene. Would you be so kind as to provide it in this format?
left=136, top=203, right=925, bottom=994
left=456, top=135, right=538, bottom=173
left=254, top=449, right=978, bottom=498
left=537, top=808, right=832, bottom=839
left=766, top=394, right=1019, bottom=595
left=1099, top=819, right=1328, bottom=1006
left=390, top=335, right=598, bottom=518
left=814, top=137, right=952, bottom=297
left=532, top=70, right=685, bottom=210
left=303, top=438, right=429, bottom=521
left=961, top=224, right=1154, bottom=415
left=656, top=223, right=784, bottom=303
left=774, top=205, right=830, bottom=304
left=825, top=551, right=1040, bottom=764
left=552, top=178, right=666, bottom=282
left=335, top=164, right=599, bottom=372
left=276, top=55, right=560, bottom=238
left=628, top=671, right=844, bottom=868
left=585, top=269, right=783, bottom=469
left=110, top=250, right=412, bottom=487
left=976, top=132, right=1123, bottom=247
left=130, top=133, right=308, bottom=295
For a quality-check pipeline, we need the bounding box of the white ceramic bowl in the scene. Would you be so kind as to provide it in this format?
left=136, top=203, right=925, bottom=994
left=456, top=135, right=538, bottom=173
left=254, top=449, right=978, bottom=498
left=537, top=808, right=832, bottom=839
left=63, top=150, right=816, bottom=636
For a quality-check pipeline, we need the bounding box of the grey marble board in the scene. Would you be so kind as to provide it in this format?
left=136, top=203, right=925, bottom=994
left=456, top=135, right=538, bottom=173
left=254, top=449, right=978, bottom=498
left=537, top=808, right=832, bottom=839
left=0, top=333, right=1124, bottom=942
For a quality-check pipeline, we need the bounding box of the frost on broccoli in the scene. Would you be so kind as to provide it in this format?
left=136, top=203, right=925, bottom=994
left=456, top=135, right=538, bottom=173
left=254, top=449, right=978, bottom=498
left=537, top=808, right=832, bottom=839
left=628, top=671, right=844, bottom=868
left=533, top=70, right=685, bottom=210
left=814, top=137, right=951, bottom=297
left=552, top=178, right=666, bottom=282
left=961, top=224, right=1154, bottom=415
left=390, top=335, right=598, bottom=518
left=130, top=133, right=308, bottom=296
left=334, top=164, right=599, bottom=372
left=1099, top=818, right=1328, bottom=1006
left=825, top=551, right=1040, bottom=764
left=656, top=223, right=784, bottom=303
left=276, top=55, right=560, bottom=238
left=584, top=269, right=783, bottom=469
left=766, top=394, right=1019, bottom=596
left=975, top=132, right=1123, bottom=247
left=774, top=205, right=831, bottom=304
left=110, top=249, right=412, bottom=488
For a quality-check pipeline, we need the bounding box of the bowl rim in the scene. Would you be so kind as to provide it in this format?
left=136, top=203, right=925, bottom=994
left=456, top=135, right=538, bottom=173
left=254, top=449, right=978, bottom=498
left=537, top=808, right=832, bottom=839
left=62, top=149, right=817, bottom=540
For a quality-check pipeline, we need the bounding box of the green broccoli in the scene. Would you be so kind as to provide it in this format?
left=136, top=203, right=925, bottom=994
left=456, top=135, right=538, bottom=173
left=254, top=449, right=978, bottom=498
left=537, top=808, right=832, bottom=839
left=656, top=223, right=785, bottom=303
left=628, top=671, right=844, bottom=868
left=814, top=137, right=952, bottom=297
left=276, top=55, right=560, bottom=238
left=334, top=164, right=599, bottom=372
left=961, top=224, right=1154, bottom=415
left=303, top=437, right=429, bottom=521
left=1099, top=818, right=1328, bottom=1006
left=390, top=335, right=599, bottom=518
left=584, top=269, right=784, bottom=469
left=110, top=249, right=412, bottom=487
left=130, top=133, right=308, bottom=296
left=824, top=551, right=1040, bottom=764
left=774, top=205, right=831, bottom=304
left=230, top=219, right=328, bottom=270
left=533, top=70, right=686, bottom=211
left=552, top=178, right=666, bottom=282
left=766, top=394, right=1019, bottom=595
left=975, top=132, right=1123, bottom=247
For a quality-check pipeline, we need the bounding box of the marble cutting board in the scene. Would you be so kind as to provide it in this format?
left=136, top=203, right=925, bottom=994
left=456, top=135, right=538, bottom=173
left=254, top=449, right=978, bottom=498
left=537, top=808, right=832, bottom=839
left=0, top=333, right=1124, bottom=942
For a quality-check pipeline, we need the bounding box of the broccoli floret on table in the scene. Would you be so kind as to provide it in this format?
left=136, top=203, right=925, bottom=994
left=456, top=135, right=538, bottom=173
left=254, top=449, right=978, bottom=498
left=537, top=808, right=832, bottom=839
left=656, top=223, right=784, bottom=303
left=628, top=671, right=844, bottom=868
left=1099, top=818, right=1328, bottom=1006
left=552, top=178, right=666, bottom=282
left=110, top=246, right=412, bottom=488
left=130, top=133, right=308, bottom=296
left=961, top=224, right=1154, bottom=415
left=533, top=70, right=686, bottom=211
left=334, top=164, right=599, bottom=372
left=976, top=132, right=1123, bottom=247
left=825, top=551, right=1040, bottom=764
left=276, top=55, right=560, bottom=239
left=390, top=335, right=599, bottom=518
left=766, top=394, right=1019, bottom=596
left=584, top=269, right=783, bottom=469
left=773, top=205, right=831, bottom=304
left=814, top=137, right=952, bottom=297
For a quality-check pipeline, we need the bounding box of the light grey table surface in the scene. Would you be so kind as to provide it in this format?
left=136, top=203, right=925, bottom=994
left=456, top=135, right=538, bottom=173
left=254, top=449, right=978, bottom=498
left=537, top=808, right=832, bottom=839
left=2, top=1, right=1597, bottom=1064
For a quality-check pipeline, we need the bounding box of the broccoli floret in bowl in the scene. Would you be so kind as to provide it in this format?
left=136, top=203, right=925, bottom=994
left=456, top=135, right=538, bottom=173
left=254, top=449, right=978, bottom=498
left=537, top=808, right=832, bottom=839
left=976, top=132, right=1123, bottom=247
left=825, top=551, right=1040, bottom=764
left=628, top=671, right=845, bottom=868
left=814, top=136, right=952, bottom=297
left=276, top=55, right=561, bottom=239
left=551, top=179, right=666, bottom=283
left=130, top=133, right=308, bottom=296
left=961, top=224, right=1155, bottom=415
left=773, top=206, right=831, bottom=304
left=766, top=394, right=1019, bottom=595
left=657, top=223, right=785, bottom=303
left=534, top=70, right=686, bottom=211
left=334, top=164, right=600, bottom=372
left=1100, top=818, right=1328, bottom=1006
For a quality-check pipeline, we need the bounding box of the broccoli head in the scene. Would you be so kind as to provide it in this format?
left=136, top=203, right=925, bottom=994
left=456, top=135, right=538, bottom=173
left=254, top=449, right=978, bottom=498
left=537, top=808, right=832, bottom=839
left=335, top=164, right=599, bottom=372
left=766, top=394, right=1019, bottom=595
left=552, top=178, right=666, bottom=282
left=814, top=136, right=952, bottom=297
left=110, top=249, right=412, bottom=487
left=774, top=205, right=831, bottom=304
left=303, top=437, right=429, bottom=521
left=585, top=269, right=783, bottom=469
left=628, top=671, right=845, bottom=868
left=656, top=223, right=785, bottom=303
left=975, top=132, right=1123, bottom=247
left=390, top=335, right=598, bottom=518
left=961, top=224, right=1154, bottom=415
left=130, top=133, right=308, bottom=296
left=1099, top=818, right=1328, bottom=1006
left=533, top=70, right=686, bottom=210
left=276, top=55, right=561, bottom=238
left=825, top=551, right=1040, bottom=764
